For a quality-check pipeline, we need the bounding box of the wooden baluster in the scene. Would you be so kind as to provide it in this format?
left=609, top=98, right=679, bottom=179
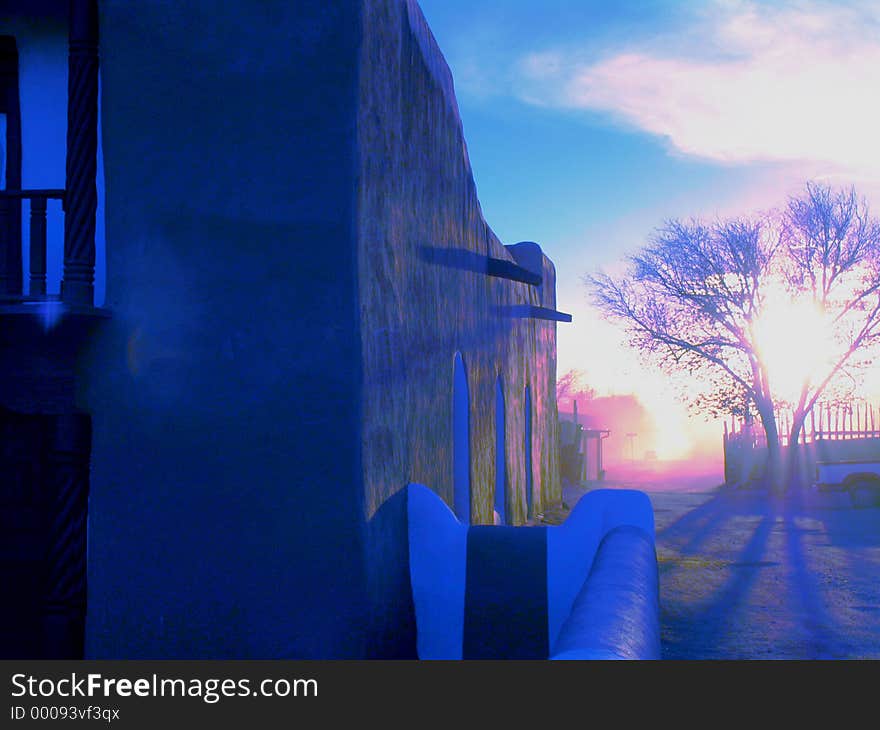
left=0, top=197, right=8, bottom=296
left=29, top=195, right=47, bottom=296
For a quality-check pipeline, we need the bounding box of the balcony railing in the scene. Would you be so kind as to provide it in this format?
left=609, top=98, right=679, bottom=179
left=0, top=189, right=65, bottom=301
left=0, top=1, right=99, bottom=311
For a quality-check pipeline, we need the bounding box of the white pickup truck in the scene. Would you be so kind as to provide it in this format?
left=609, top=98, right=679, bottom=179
left=815, top=461, right=880, bottom=507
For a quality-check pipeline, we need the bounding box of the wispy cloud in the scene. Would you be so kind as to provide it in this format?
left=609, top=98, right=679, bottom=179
left=517, top=1, right=880, bottom=177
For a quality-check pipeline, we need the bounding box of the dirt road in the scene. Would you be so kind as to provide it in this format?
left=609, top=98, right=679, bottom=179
left=563, top=483, right=880, bottom=659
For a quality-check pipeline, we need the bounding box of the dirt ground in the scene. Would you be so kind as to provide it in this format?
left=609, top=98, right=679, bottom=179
left=555, top=481, right=880, bottom=659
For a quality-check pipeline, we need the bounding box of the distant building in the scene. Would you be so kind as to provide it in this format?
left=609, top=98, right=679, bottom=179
left=0, top=0, right=569, bottom=658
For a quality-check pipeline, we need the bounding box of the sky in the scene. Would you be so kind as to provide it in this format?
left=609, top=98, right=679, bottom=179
left=417, top=0, right=880, bottom=460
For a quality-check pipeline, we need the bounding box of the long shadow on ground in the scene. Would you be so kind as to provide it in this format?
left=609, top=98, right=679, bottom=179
left=654, top=488, right=880, bottom=659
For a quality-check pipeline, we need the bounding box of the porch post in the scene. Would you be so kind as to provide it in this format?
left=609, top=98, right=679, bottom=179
left=43, top=413, right=92, bottom=659
left=0, top=36, right=22, bottom=296
left=62, top=0, right=98, bottom=306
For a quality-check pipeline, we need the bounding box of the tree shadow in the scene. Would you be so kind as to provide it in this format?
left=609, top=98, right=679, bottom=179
left=655, top=492, right=733, bottom=556
left=780, top=508, right=856, bottom=658
left=661, top=511, right=775, bottom=659
left=659, top=487, right=880, bottom=658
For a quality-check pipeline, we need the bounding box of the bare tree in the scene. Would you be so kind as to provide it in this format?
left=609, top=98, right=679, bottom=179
left=556, top=368, right=594, bottom=408
left=588, top=183, right=880, bottom=489
left=779, top=184, right=880, bottom=447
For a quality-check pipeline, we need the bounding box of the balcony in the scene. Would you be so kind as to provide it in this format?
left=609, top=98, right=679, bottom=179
left=0, top=0, right=101, bottom=320
left=0, top=0, right=106, bottom=415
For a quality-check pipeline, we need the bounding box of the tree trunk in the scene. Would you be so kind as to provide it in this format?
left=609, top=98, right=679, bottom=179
left=787, top=411, right=809, bottom=491
left=757, top=399, right=783, bottom=493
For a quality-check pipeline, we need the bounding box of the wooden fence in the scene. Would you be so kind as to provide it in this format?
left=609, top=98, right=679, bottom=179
left=724, top=402, right=880, bottom=449
left=723, top=401, right=880, bottom=486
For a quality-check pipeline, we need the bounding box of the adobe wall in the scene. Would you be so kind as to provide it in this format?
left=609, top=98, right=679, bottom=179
left=357, top=0, right=561, bottom=651
left=358, top=0, right=560, bottom=524
left=81, top=0, right=369, bottom=658
left=78, top=0, right=561, bottom=659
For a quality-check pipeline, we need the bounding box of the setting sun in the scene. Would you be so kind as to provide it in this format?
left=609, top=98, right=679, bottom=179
left=752, top=292, right=835, bottom=402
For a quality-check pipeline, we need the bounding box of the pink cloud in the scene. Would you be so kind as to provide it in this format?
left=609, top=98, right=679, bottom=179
left=519, top=1, right=880, bottom=179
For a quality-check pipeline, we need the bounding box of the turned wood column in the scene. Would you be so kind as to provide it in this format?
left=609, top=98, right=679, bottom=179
left=62, top=0, right=98, bottom=306
left=43, top=413, right=91, bottom=659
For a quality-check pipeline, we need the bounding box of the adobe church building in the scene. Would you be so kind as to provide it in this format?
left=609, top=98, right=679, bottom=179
left=0, top=0, right=577, bottom=658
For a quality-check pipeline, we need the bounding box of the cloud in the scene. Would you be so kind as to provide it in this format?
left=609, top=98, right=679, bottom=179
left=517, top=1, right=880, bottom=177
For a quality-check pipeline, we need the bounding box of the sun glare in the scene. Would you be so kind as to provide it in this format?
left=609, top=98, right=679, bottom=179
left=752, top=292, right=836, bottom=402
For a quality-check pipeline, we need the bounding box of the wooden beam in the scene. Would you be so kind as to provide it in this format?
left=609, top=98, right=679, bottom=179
left=525, top=305, right=572, bottom=322
left=486, top=257, right=542, bottom=286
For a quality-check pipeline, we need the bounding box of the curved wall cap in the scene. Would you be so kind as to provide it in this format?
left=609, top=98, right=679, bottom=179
left=407, top=483, right=656, bottom=659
